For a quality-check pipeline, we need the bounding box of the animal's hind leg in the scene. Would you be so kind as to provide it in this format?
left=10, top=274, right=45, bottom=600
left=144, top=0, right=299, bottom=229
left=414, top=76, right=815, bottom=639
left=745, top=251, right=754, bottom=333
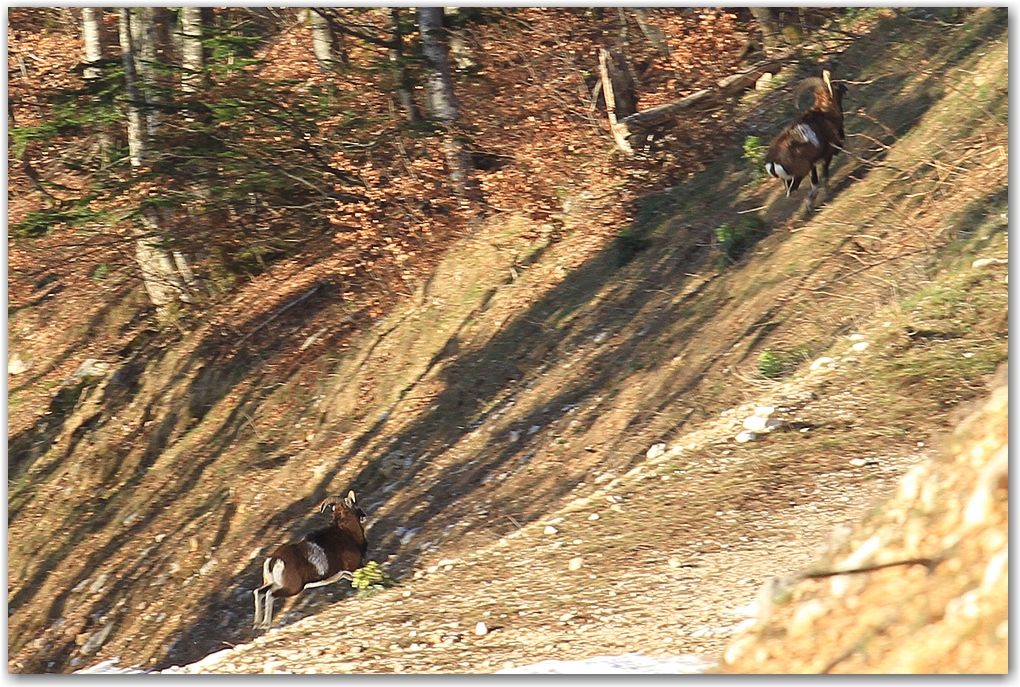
left=261, top=591, right=276, bottom=631
left=253, top=584, right=272, bottom=631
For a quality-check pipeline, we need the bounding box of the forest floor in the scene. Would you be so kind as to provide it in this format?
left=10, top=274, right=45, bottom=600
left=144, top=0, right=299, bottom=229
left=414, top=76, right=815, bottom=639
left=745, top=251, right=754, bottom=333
left=7, top=8, right=1008, bottom=674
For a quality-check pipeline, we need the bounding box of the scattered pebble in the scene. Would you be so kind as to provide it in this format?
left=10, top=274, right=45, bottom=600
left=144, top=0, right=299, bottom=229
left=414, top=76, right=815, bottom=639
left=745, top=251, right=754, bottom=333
left=743, top=416, right=768, bottom=432
left=735, top=431, right=756, bottom=443
left=646, top=443, right=667, bottom=460
left=474, top=622, right=488, bottom=636
left=587, top=513, right=600, bottom=521
left=851, top=341, right=869, bottom=352
left=568, top=557, right=584, bottom=571
left=544, top=525, right=559, bottom=535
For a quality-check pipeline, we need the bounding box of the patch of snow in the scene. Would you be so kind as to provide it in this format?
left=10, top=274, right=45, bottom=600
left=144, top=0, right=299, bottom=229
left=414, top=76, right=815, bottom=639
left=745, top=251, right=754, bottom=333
left=498, top=653, right=714, bottom=674
left=74, top=658, right=147, bottom=674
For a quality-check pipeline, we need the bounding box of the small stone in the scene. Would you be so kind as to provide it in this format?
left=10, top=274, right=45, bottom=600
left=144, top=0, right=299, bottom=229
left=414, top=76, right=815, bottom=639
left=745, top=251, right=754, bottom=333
left=735, top=431, right=756, bottom=443
left=587, top=513, right=600, bottom=521
left=743, top=416, right=768, bottom=432
left=7, top=352, right=31, bottom=375
left=810, top=356, right=836, bottom=371
left=474, top=622, right=488, bottom=636
left=427, top=565, right=439, bottom=573
left=849, top=333, right=865, bottom=341
left=646, top=443, right=667, bottom=460
left=851, top=341, right=869, bottom=352
left=568, top=557, right=583, bottom=571
left=544, top=525, right=559, bottom=535
left=754, top=406, right=775, bottom=417
left=849, top=458, right=867, bottom=467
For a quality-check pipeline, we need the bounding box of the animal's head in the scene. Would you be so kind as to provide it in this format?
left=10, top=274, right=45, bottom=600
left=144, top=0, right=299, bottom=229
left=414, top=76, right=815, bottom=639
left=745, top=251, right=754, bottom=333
left=794, top=70, right=846, bottom=113
left=319, top=490, right=367, bottom=525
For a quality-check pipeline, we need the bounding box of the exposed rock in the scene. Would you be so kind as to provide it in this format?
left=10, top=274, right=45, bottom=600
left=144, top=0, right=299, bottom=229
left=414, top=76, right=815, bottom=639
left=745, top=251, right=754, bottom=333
left=716, top=374, right=1008, bottom=674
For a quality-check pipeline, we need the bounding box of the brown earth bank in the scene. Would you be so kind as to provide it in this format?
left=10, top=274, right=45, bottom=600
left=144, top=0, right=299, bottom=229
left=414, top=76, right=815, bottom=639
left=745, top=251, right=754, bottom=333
left=8, top=8, right=1007, bottom=673
left=715, top=365, right=1007, bottom=674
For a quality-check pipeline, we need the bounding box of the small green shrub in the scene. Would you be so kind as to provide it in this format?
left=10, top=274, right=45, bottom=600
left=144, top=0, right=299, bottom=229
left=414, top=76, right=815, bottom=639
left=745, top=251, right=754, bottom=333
left=758, top=346, right=810, bottom=378
left=743, top=135, right=767, bottom=181
left=351, top=561, right=396, bottom=596
left=715, top=214, right=767, bottom=267
left=758, top=350, right=786, bottom=378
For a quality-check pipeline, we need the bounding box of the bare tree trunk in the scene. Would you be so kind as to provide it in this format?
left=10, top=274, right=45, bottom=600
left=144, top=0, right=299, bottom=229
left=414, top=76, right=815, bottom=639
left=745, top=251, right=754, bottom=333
left=631, top=9, right=670, bottom=58
left=598, top=47, right=634, bottom=156
left=389, top=8, right=419, bottom=123
left=749, top=7, right=781, bottom=52
left=418, top=7, right=478, bottom=201
left=131, top=7, right=164, bottom=138
left=81, top=8, right=104, bottom=79
left=179, top=6, right=203, bottom=93
left=443, top=8, right=477, bottom=71
left=118, top=8, right=145, bottom=168
left=82, top=7, right=115, bottom=163
left=119, top=7, right=193, bottom=313
left=310, top=8, right=346, bottom=71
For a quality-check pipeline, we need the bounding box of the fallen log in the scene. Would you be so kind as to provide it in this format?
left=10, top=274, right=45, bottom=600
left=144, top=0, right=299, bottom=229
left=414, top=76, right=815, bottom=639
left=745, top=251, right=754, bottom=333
left=607, top=54, right=791, bottom=155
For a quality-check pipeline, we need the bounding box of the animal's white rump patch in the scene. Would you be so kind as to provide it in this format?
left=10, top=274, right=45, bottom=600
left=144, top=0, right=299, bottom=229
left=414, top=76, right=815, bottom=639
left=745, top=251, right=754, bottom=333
left=302, top=541, right=330, bottom=576
left=766, top=162, right=791, bottom=179
left=792, top=123, right=821, bottom=147
left=266, top=557, right=287, bottom=588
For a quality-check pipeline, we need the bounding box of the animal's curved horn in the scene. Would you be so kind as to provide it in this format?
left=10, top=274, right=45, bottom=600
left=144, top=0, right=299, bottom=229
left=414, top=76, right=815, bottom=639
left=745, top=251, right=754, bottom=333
left=822, top=69, right=833, bottom=96
left=318, top=496, right=342, bottom=513
left=344, top=490, right=357, bottom=507
left=793, top=76, right=825, bottom=109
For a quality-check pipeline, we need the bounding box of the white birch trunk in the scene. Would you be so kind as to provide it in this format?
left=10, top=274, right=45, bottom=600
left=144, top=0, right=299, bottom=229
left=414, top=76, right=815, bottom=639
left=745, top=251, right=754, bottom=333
left=131, top=7, right=160, bottom=137
left=82, top=7, right=114, bottom=163
left=82, top=8, right=104, bottom=79
left=119, top=8, right=193, bottom=313
left=118, top=8, right=145, bottom=168
left=179, top=6, right=203, bottom=93
left=309, top=9, right=339, bottom=72
left=388, top=8, right=418, bottom=122
left=418, top=7, right=477, bottom=199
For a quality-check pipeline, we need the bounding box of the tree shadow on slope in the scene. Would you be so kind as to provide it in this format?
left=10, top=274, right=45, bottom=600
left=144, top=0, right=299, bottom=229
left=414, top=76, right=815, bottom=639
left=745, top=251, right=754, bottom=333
left=16, top=10, right=1007, bottom=672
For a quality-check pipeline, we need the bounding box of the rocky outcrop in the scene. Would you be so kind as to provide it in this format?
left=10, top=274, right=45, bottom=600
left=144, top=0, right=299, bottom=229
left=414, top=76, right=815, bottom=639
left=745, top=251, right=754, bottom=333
left=717, top=365, right=1008, bottom=674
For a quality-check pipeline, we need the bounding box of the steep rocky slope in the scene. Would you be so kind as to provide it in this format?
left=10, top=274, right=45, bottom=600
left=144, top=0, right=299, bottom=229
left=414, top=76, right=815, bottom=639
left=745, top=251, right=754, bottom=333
left=10, top=8, right=1007, bottom=673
